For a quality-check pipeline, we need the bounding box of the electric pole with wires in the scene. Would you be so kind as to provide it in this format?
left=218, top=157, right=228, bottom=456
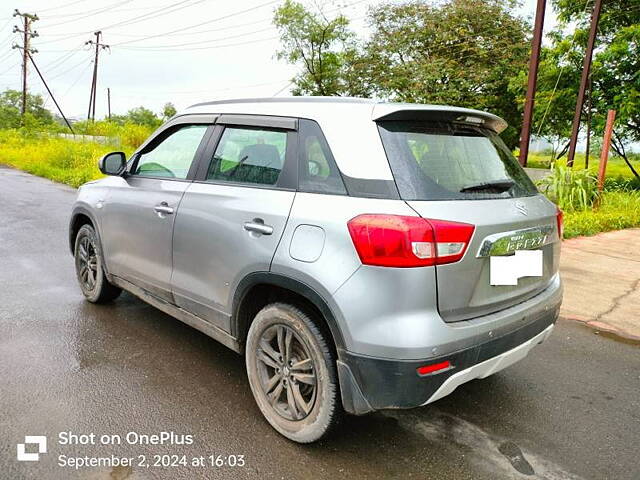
left=11, top=9, right=39, bottom=120
left=85, top=31, right=109, bottom=121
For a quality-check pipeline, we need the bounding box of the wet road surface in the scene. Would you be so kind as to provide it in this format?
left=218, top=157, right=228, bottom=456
left=1, top=166, right=639, bottom=480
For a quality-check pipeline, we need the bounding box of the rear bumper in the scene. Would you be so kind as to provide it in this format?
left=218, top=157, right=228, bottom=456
left=337, top=305, right=558, bottom=415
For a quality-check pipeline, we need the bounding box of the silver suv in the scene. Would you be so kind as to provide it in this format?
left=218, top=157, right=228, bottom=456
left=70, top=98, right=562, bottom=443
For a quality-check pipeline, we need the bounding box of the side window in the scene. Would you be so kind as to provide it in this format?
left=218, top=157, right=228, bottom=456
left=206, top=127, right=286, bottom=186
left=298, top=119, right=346, bottom=195
left=133, top=124, right=208, bottom=179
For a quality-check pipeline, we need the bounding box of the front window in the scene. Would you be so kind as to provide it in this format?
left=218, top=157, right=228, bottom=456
left=377, top=121, right=537, bottom=200
left=133, top=125, right=208, bottom=179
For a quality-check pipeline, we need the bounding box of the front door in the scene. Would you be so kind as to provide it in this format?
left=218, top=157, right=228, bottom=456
left=171, top=119, right=297, bottom=331
left=101, top=123, right=211, bottom=302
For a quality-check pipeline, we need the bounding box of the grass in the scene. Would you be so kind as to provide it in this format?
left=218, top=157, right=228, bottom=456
left=526, top=152, right=640, bottom=181
left=0, top=121, right=178, bottom=188
left=0, top=127, right=140, bottom=188
left=563, top=191, right=640, bottom=239
left=538, top=163, right=600, bottom=211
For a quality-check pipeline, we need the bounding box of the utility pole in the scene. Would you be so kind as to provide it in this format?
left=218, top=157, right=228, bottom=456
left=85, top=31, right=109, bottom=121
left=567, top=0, right=603, bottom=168
left=585, top=73, right=592, bottom=170
left=12, top=9, right=39, bottom=119
left=107, top=87, right=111, bottom=120
left=596, top=110, right=616, bottom=193
left=518, top=0, right=546, bottom=167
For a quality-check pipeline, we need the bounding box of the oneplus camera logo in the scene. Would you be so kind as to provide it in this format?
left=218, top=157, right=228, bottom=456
left=17, top=436, right=47, bottom=462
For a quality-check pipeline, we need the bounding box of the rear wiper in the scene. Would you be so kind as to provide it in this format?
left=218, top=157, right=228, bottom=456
left=460, top=179, right=515, bottom=193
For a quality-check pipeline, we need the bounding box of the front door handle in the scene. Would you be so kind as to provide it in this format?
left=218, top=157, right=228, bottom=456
left=244, top=221, right=273, bottom=235
left=154, top=202, right=174, bottom=215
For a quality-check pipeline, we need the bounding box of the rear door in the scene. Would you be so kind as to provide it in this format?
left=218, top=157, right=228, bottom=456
left=377, top=119, right=560, bottom=322
left=171, top=115, right=297, bottom=332
left=101, top=120, right=213, bottom=302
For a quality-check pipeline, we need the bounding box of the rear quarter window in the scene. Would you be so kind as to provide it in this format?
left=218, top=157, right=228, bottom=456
left=297, top=119, right=346, bottom=195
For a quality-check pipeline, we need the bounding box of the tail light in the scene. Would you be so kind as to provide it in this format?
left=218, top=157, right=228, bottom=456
left=556, top=207, right=564, bottom=240
left=347, top=214, right=475, bottom=268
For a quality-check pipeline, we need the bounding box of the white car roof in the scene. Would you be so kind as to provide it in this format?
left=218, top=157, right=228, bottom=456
left=182, top=97, right=507, bottom=181
left=183, top=97, right=507, bottom=132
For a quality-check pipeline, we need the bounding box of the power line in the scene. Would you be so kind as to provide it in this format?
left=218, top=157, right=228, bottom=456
left=96, top=0, right=207, bottom=31
left=109, top=17, right=270, bottom=39
left=62, top=60, right=93, bottom=98
left=113, top=26, right=275, bottom=49
left=115, top=35, right=279, bottom=52
left=111, top=0, right=281, bottom=47
left=47, top=56, right=91, bottom=81
left=0, top=60, right=20, bottom=77
left=41, top=0, right=139, bottom=19
left=38, top=0, right=134, bottom=29
left=40, top=44, right=85, bottom=72
left=36, top=0, right=91, bottom=14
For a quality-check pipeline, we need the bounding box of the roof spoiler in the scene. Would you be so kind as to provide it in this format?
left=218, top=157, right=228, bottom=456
left=372, top=104, right=508, bottom=134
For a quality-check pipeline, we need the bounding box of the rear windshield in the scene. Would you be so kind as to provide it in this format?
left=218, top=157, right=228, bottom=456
left=377, top=121, right=537, bottom=201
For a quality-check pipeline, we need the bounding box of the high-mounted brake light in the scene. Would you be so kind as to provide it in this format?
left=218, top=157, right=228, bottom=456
left=347, top=214, right=475, bottom=268
left=556, top=207, right=564, bottom=240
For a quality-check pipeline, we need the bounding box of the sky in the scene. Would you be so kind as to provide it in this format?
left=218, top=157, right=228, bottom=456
left=0, top=0, right=557, bottom=120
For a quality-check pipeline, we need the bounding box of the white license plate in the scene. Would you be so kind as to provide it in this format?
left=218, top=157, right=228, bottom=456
left=490, top=250, right=543, bottom=286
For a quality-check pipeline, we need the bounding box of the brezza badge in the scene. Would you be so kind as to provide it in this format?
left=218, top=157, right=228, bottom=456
left=17, top=436, right=47, bottom=462
left=505, top=233, right=548, bottom=252
left=476, top=225, right=554, bottom=258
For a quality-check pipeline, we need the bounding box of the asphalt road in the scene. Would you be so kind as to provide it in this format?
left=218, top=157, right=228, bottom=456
left=1, top=165, right=639, bottom=480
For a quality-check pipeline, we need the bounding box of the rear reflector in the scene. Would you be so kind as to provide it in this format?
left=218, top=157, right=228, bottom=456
left=556, top=207, right=564, bottom=240
left=347, top=214, right=474, bottom=267
left=417, top=360, right=452, bottom=376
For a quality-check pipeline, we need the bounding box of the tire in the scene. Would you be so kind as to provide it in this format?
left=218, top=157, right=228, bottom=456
left=74, top=224, right=121, bottom=304
left=245, top=303, right=341, bottom=443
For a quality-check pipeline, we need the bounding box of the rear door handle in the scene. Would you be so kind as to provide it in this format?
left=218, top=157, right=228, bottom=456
left=244, top=221, right=273, bottom=235
left=154, top=202, right=174, bottom=215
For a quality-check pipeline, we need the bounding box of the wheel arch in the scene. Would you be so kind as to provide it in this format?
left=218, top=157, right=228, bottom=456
left=69, top=208, right=109, bottom=277
left=232, top=272, right=346, bottom=355
left=69, top=207, right=98, bottom=254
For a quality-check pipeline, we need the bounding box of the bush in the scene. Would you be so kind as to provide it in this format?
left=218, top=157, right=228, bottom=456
left=72, top=120, right=156, bottom=148
left=538, top=163, right=600, bottom=211
left=604, top=176, right=640, bottom=192
left=120, top=122, right=154, bottom=148
left=564, top=191, right=640, bottom=238
left=0, top=129, right=135, bottom=188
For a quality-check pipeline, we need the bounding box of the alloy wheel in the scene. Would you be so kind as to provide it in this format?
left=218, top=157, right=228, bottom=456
left=256, top=324, right=317, bottom=421
left=77, top=236, right=98, bottom=292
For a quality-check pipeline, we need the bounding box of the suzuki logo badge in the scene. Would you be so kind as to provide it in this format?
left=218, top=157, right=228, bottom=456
left=514, top=202, right=528, bottom=216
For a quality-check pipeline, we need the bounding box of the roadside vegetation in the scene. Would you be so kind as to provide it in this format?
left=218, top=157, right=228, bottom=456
left=536, top=162, right=640, bottom=238
left=0, top=93, right=166, bottom=187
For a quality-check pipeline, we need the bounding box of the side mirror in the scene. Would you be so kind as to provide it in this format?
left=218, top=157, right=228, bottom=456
left=98, top=152, right=126, bottom=176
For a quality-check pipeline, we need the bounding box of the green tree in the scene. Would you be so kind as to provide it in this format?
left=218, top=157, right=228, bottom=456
left=162, top=102, right=177, bottom=119
left=124, top=106, right=162, bottom=128
left=357, top=0, right=530, bottom=149
left=274, top=0, right=360, bottom=96
left=0, top=89, right=54, bottom=129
